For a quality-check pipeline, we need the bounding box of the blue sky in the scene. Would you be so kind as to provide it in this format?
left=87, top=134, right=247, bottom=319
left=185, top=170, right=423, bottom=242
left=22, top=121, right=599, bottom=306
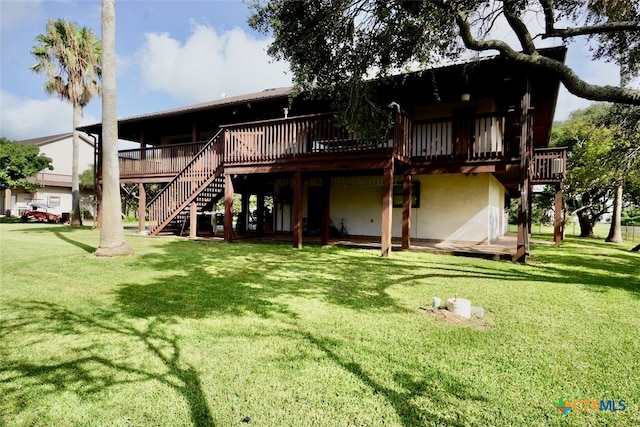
left=0, top=0, right=625, bottom=141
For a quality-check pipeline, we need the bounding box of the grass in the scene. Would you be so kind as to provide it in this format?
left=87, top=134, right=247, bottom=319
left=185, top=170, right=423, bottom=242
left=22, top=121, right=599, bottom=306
left=0, top=223, right=638, bottom=426
left=508, top=222, right=639, bottom=243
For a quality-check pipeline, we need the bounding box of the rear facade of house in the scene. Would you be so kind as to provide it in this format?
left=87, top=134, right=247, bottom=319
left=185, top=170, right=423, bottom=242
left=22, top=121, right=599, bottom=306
left=81, top=48, right=568, bottom=260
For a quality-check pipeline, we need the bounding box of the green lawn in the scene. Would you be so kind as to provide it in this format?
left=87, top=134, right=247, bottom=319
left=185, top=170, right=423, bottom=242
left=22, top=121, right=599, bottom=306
left=1, top=223, right=638, bottom=426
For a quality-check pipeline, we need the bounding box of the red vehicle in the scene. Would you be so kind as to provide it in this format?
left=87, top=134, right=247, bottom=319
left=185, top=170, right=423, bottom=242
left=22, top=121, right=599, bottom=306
left=21, top=203, right=61, bottom=223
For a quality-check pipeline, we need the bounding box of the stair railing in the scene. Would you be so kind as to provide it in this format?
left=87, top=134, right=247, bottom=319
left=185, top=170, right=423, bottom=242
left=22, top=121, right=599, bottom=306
left=146, top=129, right=225, bottom=235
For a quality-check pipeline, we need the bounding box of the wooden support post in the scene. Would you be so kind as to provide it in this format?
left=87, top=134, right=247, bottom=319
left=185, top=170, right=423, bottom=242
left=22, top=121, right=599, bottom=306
left=554, top=182, right=563, bottom=245
left=381, top=165, right=394, bottom=257
left=257, top=192, right=265, bottom=237
left=224, top=172, right=234, bottom=242
left=515, top=82, right=532, bottom=262
left=320, top=176, right=330, bottom=245
left=138, top=183, right=146, bottom=233
left=516, top=190, right=529, bottom=261
left=293, top=171, right=303, bottom=249
left=402, top=174, right=412, bottom=250
left=528, top=186, right=533, bottom=234
left=189, top=201, right=197, bottom=238
left=237, top=185, right=249, bottom=232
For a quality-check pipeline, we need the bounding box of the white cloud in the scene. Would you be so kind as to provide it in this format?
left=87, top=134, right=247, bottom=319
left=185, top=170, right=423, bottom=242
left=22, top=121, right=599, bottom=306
left=0, top=90, right=99, bottom=141
left=134, top=24, right=291, bottom=103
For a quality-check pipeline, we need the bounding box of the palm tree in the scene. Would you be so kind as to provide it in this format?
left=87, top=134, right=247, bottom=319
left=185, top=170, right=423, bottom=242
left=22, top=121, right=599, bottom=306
left=95, top=0, right=133, bottom=256
left=31, top=18, right=102, bottom=226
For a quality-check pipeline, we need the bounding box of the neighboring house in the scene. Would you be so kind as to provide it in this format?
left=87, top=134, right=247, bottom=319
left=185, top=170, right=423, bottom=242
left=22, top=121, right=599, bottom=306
left=2, top=133, right=95, bottom=218
left=80, top=47, right=567, bottom=260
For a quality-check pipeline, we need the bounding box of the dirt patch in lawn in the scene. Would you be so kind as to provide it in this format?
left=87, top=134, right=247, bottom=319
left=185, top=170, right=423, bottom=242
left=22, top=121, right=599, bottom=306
left=419, top=306, right=494, bottom=330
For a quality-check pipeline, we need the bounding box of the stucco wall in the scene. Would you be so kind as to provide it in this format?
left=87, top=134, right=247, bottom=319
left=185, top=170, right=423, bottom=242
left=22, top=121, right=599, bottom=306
left=409, top=174, right=491, bottom=243
left=273, top=174, right=507, bottom=243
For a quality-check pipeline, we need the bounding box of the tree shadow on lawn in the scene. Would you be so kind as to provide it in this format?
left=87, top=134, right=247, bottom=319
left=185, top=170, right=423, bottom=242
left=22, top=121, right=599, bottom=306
left=114, top=238, right=639, bottom=323
left=116, top=240, right=408, bottom=319
left=11, top=225, right=97, bottom=252
left=12, top=225, right=94, bottom=233
left=0, top=301, right=214, bottom=427
left=112, top=241, right=494, bottom=425
left=296, top=329, right=486, bottom=427
left=53, top=231, right=96, bottom=253
left=529, top=241, right=639, bottom=293
left=108, top=239, right=636, bottom=425
left=388, top=245, right=639, bottom=298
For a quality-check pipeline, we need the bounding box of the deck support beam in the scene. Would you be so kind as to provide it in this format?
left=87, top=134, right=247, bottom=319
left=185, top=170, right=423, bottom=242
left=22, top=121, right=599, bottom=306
left=293, top=171, right=303, bottom=249
left=138, top=183, right=146, bottom=233
left=381, top=165, right=394, bottom=257
left=321, top=176, right=331, bottom=245
left=402, top=174, right=412, bottom=250
left=224, top=172, right=234, bottom=242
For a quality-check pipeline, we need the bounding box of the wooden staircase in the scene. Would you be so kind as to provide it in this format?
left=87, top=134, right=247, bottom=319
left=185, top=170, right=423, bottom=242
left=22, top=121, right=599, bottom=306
left=147, top=129, right=225, bottom=236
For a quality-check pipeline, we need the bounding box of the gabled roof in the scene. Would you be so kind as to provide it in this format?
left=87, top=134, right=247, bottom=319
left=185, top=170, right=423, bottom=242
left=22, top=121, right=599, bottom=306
left=20, top=132, right=94, bottom=147
left=114, top=87, right=294, bottom=125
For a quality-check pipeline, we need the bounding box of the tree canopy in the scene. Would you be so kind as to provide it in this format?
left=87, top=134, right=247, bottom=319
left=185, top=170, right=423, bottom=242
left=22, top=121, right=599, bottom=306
left=550, top=103, right=640, bottom=238
left=249, top=0, right=640, bottom=121
left=31, top=18, right=102, bottom=108
left=0, top=138, right=53, bottom=192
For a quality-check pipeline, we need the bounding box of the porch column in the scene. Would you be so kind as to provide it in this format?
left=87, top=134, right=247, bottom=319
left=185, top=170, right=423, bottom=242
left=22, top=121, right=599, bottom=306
left=224, top=172, right=234, bottom=242
left=320, top=176, right=331, bottom=245
left=554, top=182, right=563, bottom=245
left=293, top=171, right=303, bottom=249
left=189, top=201, right=198, bottom=238
left=381, top=164, right=394, bottom=257
left=138, top=183, right=146, bottom=233
left=402, top=174, right=412, bottom=250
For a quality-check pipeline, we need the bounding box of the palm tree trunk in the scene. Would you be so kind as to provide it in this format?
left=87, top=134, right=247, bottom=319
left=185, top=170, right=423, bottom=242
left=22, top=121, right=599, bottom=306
left=95, top=0, right=132, bottom=256
left=71, top=104, right=82, bottom=226
left=605, top=183, right=623, bottom=243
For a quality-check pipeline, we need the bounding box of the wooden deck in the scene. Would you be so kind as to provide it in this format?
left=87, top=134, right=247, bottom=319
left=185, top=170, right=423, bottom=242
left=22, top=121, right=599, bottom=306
left=116, top=112, right=566, bottom=183
left=110, top=112, right=566, bottom=247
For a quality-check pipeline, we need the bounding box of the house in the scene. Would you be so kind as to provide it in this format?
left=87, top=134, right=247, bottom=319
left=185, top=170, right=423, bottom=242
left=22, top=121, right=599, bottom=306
left=2, top=132, right=95, bottom=219
left=80, top=47, right=568, bottom=261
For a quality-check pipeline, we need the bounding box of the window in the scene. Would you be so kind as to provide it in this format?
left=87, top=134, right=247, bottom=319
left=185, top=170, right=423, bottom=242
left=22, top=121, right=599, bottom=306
left=48, top=196, right=60, bottom=207
left=393, top=181, right=420, bottom=208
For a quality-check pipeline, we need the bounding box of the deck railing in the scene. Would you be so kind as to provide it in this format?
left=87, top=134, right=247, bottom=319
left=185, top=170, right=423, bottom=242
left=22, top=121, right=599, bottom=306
left=223, top=113, right=398, bottom=164
left=116, top=111, right=563, bottom=178
left=119, top=141, right=207, bottom=178
left=532, top=147, right=567, bottom=183
left=411, top=113, right=520, bottom=161
left=146, top=131, right=224, bottom=235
